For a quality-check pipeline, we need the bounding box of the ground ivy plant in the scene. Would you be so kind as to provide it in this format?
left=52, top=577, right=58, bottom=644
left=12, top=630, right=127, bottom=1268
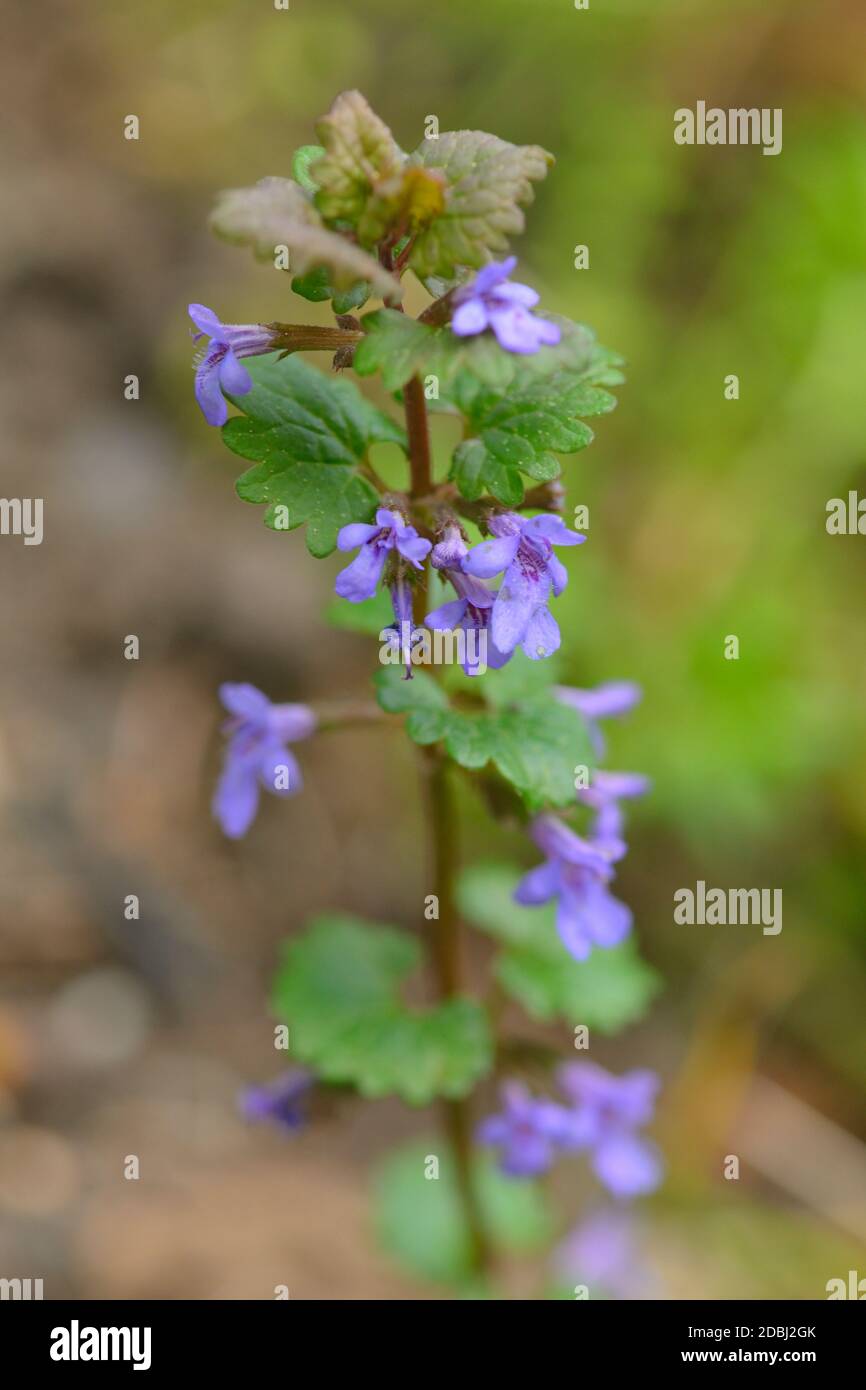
left=192, top=91, right=663, bottom=1299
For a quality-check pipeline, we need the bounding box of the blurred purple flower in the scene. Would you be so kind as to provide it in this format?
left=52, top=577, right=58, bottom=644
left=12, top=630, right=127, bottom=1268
left=335, top=508, right=431, bottom=603
left=554, top=680, right=642, bottom=757
left=557, top=1062, right=663, bottom=1199
left=240, top=1069, right=315, bottom=1133
left=451, top=257, right=561, bottom=355
left=514, top=814, right=632, bottom=961
left=189, top=303, right=276, bottom=427
left=554, top=1209, right=645, bottom=1299
left=462, top=512, right=585, bottom=659
left=579, top=769, right=651, bottom=858
left=477, top=1081, right=571, bottom=1176
left=213, top=683, right=316, bottom=839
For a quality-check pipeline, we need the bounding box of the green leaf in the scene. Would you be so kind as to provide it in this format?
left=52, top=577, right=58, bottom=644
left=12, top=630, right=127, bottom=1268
left=408, top=130, right=554, bottom=279
left=374, top=669, right=591, bottom=811
left=373, top=1139, right=554, bottom=1286
left=458, top=863, right=661, bottom=1031
left=221, top=354, right=404, bottom=556
left=210, top=176, right=401, bottom=300
left=449, top=369, right=617, bottom=504
left=312, top=90, right=404, bottom=228
left=272, top=917, right=493, bottom=1104
left=291, top=264, right=372, bottom=312
left=291, top=144, right=327, bottom=196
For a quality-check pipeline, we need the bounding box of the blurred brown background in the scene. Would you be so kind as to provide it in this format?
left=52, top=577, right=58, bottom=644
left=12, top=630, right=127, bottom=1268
left=0, top=0, right=865, bottom=1299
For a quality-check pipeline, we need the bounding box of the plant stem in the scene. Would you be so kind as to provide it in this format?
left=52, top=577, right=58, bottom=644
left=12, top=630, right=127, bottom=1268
left=403, top=357, right=492, bottom=1278
left=421, top=748, right=492, bottom=1277
left=403, top=375, right=433, bottom=499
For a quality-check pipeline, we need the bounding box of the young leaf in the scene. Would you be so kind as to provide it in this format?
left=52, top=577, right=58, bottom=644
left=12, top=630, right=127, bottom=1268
left=408, top=130, right=554, bottom=279
left=458, top=863, right=661, bottom=1031
left=271, top=916, right=493, bottom=1103
left=375, top=669, right=591, bottom=811
left=373, top=1139, right=554, bottom=1286
left=312, top=90, right=404, bottom=227
left=222, top=354, right=404, bottom=557
left=448, top=369, right=617, bottom=504
left=210, top=176, right=401, bottom=300
left=291, top=144, right=326, bottom=196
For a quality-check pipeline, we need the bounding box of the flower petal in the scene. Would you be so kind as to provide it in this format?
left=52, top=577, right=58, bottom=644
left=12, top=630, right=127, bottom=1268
left=462, top=534, right=521, bottom=579
left=259, top=743, right=301, bottom=798
left=219, top=682, right=271, bottom=722
left=212, top=755, right=261, bottom=838
left=425, top=598, right=468, bottom=630
left=523, top=513, right=586, bottom=547
left=218, top=346, right=253, bottom=397
left=514, top=859, right=560, bottom=905
left=188, top=303, right=223, bottom=337
left=451, top=298, right=489, bottom=337
left=521, top=605, right=560, bottom=660
left=194, top=347, right=229, bottom=427
left=334, top=542, right=387, bottom=602
left=267, top=703, right=317, bottom=742
left=593, top=1134, right=663, bottom=1199
left=336, top=521, right=381, bottom=552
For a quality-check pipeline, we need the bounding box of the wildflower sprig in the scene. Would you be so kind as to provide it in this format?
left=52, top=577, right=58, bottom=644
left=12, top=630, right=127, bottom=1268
left=191, top=91, right=660, bottom=1297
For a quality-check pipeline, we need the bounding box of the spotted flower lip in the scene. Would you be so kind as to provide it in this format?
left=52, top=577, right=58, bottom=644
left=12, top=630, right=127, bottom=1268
left=189, top=303, right=277, bottom=427
left=451, top=257, right=561, bottom=355
left=240, top=1069, right=315, bottom=1133
left=212, top=682, right=316, bottom=839
left=461, top=511, right=585, bottom=659
left=514, top=813, right=632, bottom=961
left=335, top=508, right=432, bottom=603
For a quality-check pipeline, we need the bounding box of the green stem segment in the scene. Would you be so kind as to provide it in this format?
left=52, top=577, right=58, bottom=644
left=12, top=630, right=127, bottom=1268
left=404, top=377, right=492, bottom=1279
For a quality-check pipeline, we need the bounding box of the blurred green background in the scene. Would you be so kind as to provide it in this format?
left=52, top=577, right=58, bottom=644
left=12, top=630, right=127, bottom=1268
left=0, top=0, right=864, bottom=1298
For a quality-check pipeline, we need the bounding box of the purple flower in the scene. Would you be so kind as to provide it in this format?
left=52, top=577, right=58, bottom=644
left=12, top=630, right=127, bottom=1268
left=189, top=303, right=277, bottom=427
left=451, top=257, right=561, bottom=355
left=514, top=814, right=632, bottom=961
left=554, top=1209, right=649, bottom=1298
left=477, top=1081, right=571, bottom=1176
left=462, top=512, right=585, bottom=659
left=213, top=683, right=316, bottom=839
left=579, top=770, right=651, bottom=858
left=557, top=1062, right=663, bottom=1199
left=425, top=573, right=512, bottom=677
left=555, top=680, right=642, bottom=757
left=335, top=508, right=432, bottom=603
left=380, top=576, right=419, bottom=680
left=240, top=1069, right=315, bottom=1133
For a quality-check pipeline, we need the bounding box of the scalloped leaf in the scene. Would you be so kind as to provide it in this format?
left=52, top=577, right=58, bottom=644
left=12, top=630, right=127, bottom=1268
left=221, top=354, right=404, bottom=557
left=408, top=130, right=554, bottom=278
left=458, top=862, right=661, bottom=1031
left=374, top=668, right=591, bottom=811
left=271, top=916, right=493, bottom=1103
left=312, top=90, right=404, bottom=227
left=210, top=176, right=401, bottom=300
left=373, top=1139, right=554, bottom=1286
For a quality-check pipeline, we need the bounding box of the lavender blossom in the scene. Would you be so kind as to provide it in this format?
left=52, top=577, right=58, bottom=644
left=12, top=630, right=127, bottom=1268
left=451, top=257, right=561, bottom=355
left=514, top=814, right=632, bottom=961
left=213, top=683, right=316, bottom=839
left=557, top=1062, right=663, bottom=1199
left=425, top=527, right=510, bottom=677
left=240, top=1069, right=315, bottom=1133
left=554, top=1209, right=647, bottom=1298
left=477, top=1081, right=571, bottom=1176
left=189, top=303, right=277, bottom=427
left=335, top=508, right=431, bottom=603
left=578, top=769, right=651, bottom=858
left=554, top=680, right=642, bottom=757
left=462, top=512, right=585, bottom=659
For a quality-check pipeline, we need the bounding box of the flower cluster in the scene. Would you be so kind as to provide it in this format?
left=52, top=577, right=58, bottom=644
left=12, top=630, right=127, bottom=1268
left=478, top=1062, right=663, bottom=1199
left=514, top=681, right=649, bottom=961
